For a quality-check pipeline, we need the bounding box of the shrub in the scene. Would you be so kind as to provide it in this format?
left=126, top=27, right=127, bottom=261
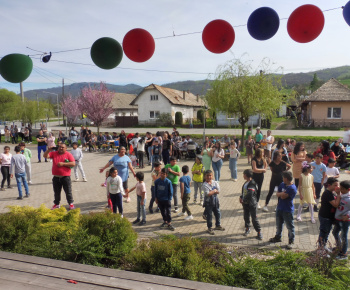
left=197, top=110, right=205, bottom=123
left=0, top=205, right=137, bottom=267
left=122, top=235, right=227, bottom=284
left=157, top=113, right=173, bottom=126
left=175, top=112, right=183, bottom=125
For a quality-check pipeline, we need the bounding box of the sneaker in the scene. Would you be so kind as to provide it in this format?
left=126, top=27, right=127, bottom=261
left=243, top=228, right=251, bottom=236
left=168, top=224, right=176, bottom=231
left=202, top=214, right=207, bottom=220
left=262, top=206, right=268, bottom=212
left=16, top=197, right=23, bottom=200
left=51, top=204, right=60, bottom=210
left=314, top=205, right=319, bottom=212
left=155, top=208, right=160, bottom=213
left=296, top=216, right=302, bottom=222
left=207, top=228, right=215, bottom=235
left=286, top=241, right=294, bottom=250
left=274, top=207, right=277, bottom=212
left=139, top=220, right=146, bottom=226
left=83, top=178, right=87, bottom=182
left=257, top=204, right=261, bottom=209
left=125, top=197, right=131, bottom=203
left=149, top=207, right=154, bottom=214
left=24, top=194, right=30, bottom=198
left=214, top=225, right=225, bottom=231
left=200, top=201, right=203, bottom=206
left=160, top=222, right=167, bottom=228
left=74, top=179, right=79, bottom=182
left=38, top=160, right=41, bottom=163
left=177, top=159, right=180, bottom=162
left=269, top=236, right=282, bottom=243
left=7, top=185, right=12, bottom=189
left=184, top=215, right=193, bottom=220
left=85, top=148, right=88, bottom=152
left=311, top=219, right=316, bottom=224
left=177, top=212, right=186, bottom=217
left=174, top=208, right=179, bottom=213
left=257, top=232, right=263, bottom=240
left=133, top=219, right=141, bottom=224
left=121, top=215, right=123, bottom=218
left=69, top=204, right=75, bottom=210
left=233, top=179, right=238, bottom=182
left=28, top=181, right=32, bottom=185
left=336, top=254, right=348, bottom=260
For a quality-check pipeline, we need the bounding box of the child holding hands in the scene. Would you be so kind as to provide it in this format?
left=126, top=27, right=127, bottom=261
left=129, top=172, right=147, bottom=225
left=296, top=162, right=316, bottom=223
left=106, top=167, right=124, bottom=216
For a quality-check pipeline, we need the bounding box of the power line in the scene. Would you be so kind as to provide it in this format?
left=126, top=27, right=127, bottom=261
left=32, top=68, right=61, bottom=86
left=34, top=65, right=77, bottom=83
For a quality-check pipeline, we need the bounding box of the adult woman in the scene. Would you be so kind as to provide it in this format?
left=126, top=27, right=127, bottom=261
left=118, top=130, right=128, bottom=149
left=263, top=152, right=291, bottom=212
left=314, top=140, right=336, bottom=166
left=47, top=132, right=56, bottom=149
left=291, top=142, right=307, bottom=188
left=70, top=127, right=79, bottom=144
left=210, top=142, right=225, bottom=181
left=201, top=141, right=212, bottom=171
left=100, top=146, right=136, bottom=203
left=272, top=139, right=289, bottom=163
left=251, top=148, right=267, bottom=207
left=245, top=134, right=255, bottom=164
left=162, top=133, right=172, bottom=165
left=0, top=146, right=12, bottom=190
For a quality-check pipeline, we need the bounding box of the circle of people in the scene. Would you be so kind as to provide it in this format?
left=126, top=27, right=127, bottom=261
left=0, top=125, right=349, bottom=260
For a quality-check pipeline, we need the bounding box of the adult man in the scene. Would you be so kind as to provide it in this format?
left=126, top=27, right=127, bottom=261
left=220, top=134, right=231, bottom=147
left=19, top=142, right=32, bottom=184
left=269, top=171, right=297, bottom=249
left=318, top=177, right=341, bottom=249
left=10, top=146, right=30, bottom=200
left=43, top=144, right=76, bottom=210
left=255, top=127, right=263, bottom=143
left=36, top=130, right=47, bottom=162
left=264, top=130, right=275, bottom=164
left=80, top=126, right=87, bottom=150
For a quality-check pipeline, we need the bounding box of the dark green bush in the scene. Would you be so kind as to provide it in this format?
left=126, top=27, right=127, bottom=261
left=122, top=235, right=227, bottom=284
left=175, top=112, right=183, bottom=125
left=197, top=110, right=204, bottom=123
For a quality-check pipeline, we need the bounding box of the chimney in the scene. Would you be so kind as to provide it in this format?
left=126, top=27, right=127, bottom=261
left=183, top=90, right=186, bottom=100
left=196, top=94, right=199, bottom=102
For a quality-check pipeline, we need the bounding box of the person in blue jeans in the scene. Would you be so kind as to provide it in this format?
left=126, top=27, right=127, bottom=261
left=318, top=177, right=341, bottom=250
left=227, top=141, right=240, bottom=181
left=332, top=180, right=350, bottom=260
left=202, top=170, right=225, bottom=235
left=10, top=146, right=30, bottom=200
left=269, top=171, right=297, bottom=249
left=210, top=142, right=225, bottom=181
left=36, top=130, right=47, bottom=162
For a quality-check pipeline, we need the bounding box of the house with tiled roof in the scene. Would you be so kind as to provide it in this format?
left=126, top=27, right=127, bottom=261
left=130, top=84, right=205, bottom=124
left=111, top=93, right=138, bottom=116
left=303, top=78, right=350, bottom=127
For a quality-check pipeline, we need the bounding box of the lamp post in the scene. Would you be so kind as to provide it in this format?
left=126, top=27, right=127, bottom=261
left=43, top=91, right=60, bottom=125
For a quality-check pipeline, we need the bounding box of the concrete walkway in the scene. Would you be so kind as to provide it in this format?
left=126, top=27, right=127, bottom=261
left=0, top=143, right=348, bottom=251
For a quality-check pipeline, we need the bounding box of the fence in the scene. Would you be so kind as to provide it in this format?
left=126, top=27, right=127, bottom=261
left=305, top=119, right=350, bottom=128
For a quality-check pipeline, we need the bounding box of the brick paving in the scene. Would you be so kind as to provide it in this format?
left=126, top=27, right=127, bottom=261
left=0, top=143, right=348, bottom=252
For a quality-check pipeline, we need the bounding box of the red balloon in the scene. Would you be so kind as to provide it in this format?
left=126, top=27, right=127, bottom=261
left=202, top=19, right=235, bottom=53
left=287, top=4, right=325, bottom=43
left=123, top=28, right=155, bottom=62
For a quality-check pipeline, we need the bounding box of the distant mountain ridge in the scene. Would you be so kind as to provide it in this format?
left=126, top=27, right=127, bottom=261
left=22, top=65, right=350, bottom=100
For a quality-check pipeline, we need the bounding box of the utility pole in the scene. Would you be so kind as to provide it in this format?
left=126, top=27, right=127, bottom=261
left=20, top=82, right=24, bottom=102
left=62, top=78, right=67, bottom=135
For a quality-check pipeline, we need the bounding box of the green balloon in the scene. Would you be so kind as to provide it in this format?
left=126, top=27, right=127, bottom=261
left=90, top=37, right=123, bottom=69
left=0, top=54, right=33, bottom=83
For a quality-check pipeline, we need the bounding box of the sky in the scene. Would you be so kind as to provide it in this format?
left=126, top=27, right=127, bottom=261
left=0, top=0, right=349, bottom=94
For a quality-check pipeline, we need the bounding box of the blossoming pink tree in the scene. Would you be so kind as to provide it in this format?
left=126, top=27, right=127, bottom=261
left=61, top=94, right=81, bottom=124
left=79, top=82, right=115, bottom=134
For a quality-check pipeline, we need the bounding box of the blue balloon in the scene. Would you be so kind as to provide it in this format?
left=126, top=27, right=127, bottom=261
left=247, top=7, right=280, bottom=41
left=343, top=1, right=350, bottom=26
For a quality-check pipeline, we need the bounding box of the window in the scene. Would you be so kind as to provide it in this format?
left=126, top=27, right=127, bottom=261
left=150, top=111, right=160, bottom=119
left=327, top=107, right=341, bottom=119
left=150, top=95, right=158, bottom=101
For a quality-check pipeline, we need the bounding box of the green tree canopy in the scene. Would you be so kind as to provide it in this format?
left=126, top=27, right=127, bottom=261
left=206, top=58, right=283, bottom=148
left=0, top=89, right=21, bottom=121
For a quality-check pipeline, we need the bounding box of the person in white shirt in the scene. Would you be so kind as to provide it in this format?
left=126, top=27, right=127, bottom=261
left=324, top=158, right=340, bottom=185
left=343, top=127, right=350, bottom=146
left=129, top=133, right=140, bottom=165
left=106, top=167, right=125, bottom=216
left=137, top=136, right=146, bottom=168
left=71, top=142, right=87, bottom=182
left=264, top=130, right=275, bottom=164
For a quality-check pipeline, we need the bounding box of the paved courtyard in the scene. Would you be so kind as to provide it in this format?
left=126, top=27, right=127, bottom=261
left=0, top=143, right=348, bottom=252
